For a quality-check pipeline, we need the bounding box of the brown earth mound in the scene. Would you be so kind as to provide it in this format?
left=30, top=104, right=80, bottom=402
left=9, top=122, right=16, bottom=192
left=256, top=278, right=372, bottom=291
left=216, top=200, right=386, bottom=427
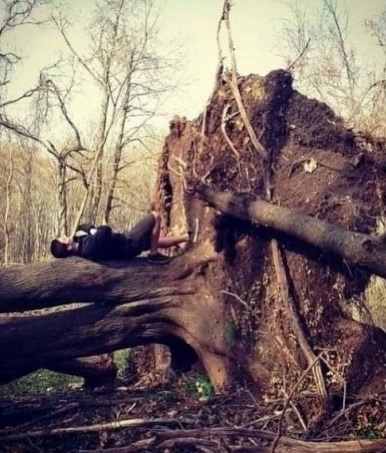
left=154, top=69, right=386, bottom=434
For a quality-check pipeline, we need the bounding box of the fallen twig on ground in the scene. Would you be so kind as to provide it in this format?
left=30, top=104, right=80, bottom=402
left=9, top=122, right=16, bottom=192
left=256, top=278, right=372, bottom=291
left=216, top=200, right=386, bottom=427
left=74, top=426, right=386, bottom=453
left=1, top=402, right=79, bottom=435
left=270, top=353, right=325, bottom=453
left=0, top=417, right=196, bottom=442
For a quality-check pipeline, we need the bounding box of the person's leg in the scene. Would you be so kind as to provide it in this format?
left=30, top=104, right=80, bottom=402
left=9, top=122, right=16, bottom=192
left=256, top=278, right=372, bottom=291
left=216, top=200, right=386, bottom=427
left=148, top=213, right=189, bottom=252
left=125, top=213, right=157, bottom=256
left=126, top=211, right=192, bottom=263
left=158, top=234, right=189, bottom=249
left=149, top=212, right=161, bottom=255
left=126, top=212, right=171, bottom=263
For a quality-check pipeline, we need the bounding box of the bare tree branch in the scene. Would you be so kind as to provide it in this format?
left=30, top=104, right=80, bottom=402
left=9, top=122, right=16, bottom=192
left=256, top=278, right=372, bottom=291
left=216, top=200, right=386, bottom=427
left=51, top=14, right=100, bottom=84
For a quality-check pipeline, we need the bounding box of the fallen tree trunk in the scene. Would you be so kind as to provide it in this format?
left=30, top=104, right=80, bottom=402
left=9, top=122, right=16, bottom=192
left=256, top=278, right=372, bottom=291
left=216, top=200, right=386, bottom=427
left=48, top=355, right=117, bottom=388
left=1, top=69, right=385, bottom=446
left=0, top=249, right=229, bottom=390
left=0, top=256, right=195, bottom=313
left=125, top=430, right=386, bottom=453
left=1, top=186, right=386, bottom=392
left=1, top=184, right=385, bottom=395
left=198, top=185, right=386, bottom=280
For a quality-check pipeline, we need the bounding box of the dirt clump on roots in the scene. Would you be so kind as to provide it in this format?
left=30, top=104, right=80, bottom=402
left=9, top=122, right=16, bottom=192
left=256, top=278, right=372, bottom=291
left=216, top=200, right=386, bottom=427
left=154, top=69, right=386, bottom=436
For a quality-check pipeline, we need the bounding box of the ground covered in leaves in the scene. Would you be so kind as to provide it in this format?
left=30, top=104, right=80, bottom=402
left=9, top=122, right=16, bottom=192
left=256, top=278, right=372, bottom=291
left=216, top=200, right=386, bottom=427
left=0, top=376, right=385, bottom=452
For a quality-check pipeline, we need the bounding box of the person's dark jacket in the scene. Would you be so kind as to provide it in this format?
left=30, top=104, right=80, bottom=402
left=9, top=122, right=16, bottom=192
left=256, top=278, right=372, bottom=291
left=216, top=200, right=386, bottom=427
left=74, top=223, right=97, bottom=239
left=75, top=225, right=135, bottom=260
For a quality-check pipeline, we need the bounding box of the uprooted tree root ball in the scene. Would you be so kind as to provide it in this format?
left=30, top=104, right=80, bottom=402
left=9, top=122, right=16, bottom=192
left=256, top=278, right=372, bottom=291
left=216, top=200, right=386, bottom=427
left=153, top=68, right=386, bottom=434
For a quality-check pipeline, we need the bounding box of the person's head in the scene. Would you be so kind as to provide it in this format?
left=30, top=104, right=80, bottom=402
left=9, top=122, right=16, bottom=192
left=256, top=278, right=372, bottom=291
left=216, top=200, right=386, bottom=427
left=50, top=236, right=78, bottom=258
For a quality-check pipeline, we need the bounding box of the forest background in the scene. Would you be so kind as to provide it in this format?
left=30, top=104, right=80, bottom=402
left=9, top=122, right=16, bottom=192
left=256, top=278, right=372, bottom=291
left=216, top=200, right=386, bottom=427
left=0, top=0, right=385, bottom=266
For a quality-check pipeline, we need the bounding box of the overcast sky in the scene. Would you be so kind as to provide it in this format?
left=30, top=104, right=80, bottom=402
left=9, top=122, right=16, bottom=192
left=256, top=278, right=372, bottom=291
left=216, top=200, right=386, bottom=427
left=4, top=0, right=385, bottom=135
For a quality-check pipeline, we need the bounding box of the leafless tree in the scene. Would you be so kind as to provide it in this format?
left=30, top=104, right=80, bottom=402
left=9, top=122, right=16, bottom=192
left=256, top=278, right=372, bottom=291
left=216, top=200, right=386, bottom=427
left=364, top=7, right=386, bottom=136
left=277, top=0, right=380, bottom=130
left=0, top=135, right=59, bottom=265
left=53, top=0, right=174, bottom=231
left=0, top=0, right=49, bottom=88
left=2, top=141, right=14, bottom=266
left=0, top=0, right=175, bottom=266
left=0, top=0, right=89, bottom=237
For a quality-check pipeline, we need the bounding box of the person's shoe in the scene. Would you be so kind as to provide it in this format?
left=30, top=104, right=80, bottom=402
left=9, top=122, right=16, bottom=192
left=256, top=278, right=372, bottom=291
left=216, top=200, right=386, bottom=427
left=147, top=253, right=171, bottom=264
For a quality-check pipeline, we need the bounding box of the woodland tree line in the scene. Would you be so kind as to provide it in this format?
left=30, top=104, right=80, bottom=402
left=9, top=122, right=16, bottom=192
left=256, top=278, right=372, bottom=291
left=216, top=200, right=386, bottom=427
left=0, top=0, right=385, bottom=267
left=0, top=0, right=166, bottom=265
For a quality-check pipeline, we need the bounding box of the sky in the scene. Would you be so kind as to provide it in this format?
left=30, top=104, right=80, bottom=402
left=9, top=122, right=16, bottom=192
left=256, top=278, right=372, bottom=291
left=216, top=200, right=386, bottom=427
left=2, top=0, right=386, bottom=137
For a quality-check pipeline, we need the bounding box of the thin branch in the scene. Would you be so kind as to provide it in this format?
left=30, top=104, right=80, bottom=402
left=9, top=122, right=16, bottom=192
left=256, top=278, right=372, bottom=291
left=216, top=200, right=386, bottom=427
left=51, top=14, right=100, bottom=84
left=0, top=114, right=57, bottom=158
left=74, top=426, right=386, bottom=453
left=0, top=115, right=86, bottom=178
left=271, top=352, right=325, bottom=453
left=323, top=0, right=354, bottom=91
left=280, top=389, right=307, bottom=432
left=221, top=290, right=250, bottom=311
left=44, top=79, right=84, bottom=152
left=286, top=37, right=311, bottom=72
left=0, top=86, right=40, bottom=108
left=81, top=437, right=220, bottom=453
left=0, top=417, right=196, bottom=442
left=271, top=239, right=328, bottom=404
left=221, top=0, right=269, bottom=161
left=221, top=103, right=241, bottom=169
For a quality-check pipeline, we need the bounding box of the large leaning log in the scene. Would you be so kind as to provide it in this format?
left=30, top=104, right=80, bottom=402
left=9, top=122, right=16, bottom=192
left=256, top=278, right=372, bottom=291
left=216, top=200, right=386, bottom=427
left=198, top=185, right=386, bottom=279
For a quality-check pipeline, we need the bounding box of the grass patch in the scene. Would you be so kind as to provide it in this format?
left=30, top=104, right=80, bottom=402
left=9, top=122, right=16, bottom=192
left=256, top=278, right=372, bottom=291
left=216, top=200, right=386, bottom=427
left=0, top=370, right=82, bottom=399
left=184, top=373, right=214, bottom=398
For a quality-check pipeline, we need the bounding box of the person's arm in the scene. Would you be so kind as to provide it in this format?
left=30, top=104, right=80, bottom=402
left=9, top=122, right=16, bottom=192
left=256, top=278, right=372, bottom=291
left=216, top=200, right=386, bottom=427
left=78, top=223, right=96, bottom=234
left=74, top=223, right=97, bottom=241
left=94, top=225, right=112, bottom=240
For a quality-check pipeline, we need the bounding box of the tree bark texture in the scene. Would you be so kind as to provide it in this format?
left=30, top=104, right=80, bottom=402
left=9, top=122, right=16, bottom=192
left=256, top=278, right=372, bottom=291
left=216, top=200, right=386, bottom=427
left=48, top=355, right=117, bottom=388
left=0, top=250, right=229, bottom=390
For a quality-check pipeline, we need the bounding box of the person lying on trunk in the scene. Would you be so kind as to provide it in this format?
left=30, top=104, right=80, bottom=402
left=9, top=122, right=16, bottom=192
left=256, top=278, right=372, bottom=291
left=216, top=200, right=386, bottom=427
left=50, top=212, right=196, bottom=264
